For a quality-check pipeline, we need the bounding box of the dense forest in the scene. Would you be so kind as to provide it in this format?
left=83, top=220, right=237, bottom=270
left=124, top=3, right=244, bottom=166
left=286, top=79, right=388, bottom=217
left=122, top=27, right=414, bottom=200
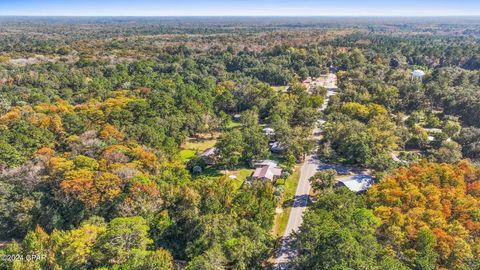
left=0, top=17, right=479, bottom=269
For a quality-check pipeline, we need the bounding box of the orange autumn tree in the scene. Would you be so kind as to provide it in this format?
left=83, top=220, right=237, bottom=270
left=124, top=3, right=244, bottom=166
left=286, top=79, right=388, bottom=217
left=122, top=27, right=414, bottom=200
left=100, top=123, right=124, bottom=142
left=53, top=143, right=162, bottom=210
left=368, top=161, right=480, bottom=269
left=60, top=169, right=99, bottom=208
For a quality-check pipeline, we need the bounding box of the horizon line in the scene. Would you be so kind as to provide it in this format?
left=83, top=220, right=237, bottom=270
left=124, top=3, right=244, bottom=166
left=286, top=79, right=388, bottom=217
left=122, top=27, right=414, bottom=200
left=1, top=15, right=480, bottom=18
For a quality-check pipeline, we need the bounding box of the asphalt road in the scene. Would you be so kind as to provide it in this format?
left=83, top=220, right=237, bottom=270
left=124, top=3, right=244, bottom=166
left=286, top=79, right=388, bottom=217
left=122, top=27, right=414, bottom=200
left=273, top=89, right=336, bottom=269
left=273, top=154, right=320, bottom=269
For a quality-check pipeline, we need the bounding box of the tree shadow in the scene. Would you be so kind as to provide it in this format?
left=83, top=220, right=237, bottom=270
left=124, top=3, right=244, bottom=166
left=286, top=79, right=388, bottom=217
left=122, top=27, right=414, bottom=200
left=291, top=194, right=309, bottom=208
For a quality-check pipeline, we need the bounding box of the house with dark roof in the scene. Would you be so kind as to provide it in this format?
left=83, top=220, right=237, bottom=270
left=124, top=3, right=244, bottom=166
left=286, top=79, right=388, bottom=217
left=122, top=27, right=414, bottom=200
left=270, top=141, right=285, bottom=153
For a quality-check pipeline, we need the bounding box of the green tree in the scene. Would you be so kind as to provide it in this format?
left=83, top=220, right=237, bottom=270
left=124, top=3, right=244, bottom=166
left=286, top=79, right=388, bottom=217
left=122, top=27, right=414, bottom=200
left=241, top=125, right=269, bottom=162
left=51, top=217, right=107, bottom=269
left=457, top=127, right=480, bottom=159
left=414, top=229, right=438, bottom=270
left=309, top=169, right=337, bottom=192
left=443, top=120, right=461, bottom=138
left=114, top=249, right=173, bottom=270
left=96, top=216, right=153, bottom=265
left=73, top=155, right=100, bottom=170
left=216, top=129, right=244, bottom=168
left=0, top=140, right=23, bottom=167
left=187, top=245, right=227, bottom=270
left=239, top=109, right=269, bottom=161
left=432, top=140, right=462, bottom=163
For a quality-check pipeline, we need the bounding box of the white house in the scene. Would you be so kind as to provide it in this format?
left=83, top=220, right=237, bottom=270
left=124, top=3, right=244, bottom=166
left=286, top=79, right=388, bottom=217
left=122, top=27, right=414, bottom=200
left=336, top=175, right=374, bottom=193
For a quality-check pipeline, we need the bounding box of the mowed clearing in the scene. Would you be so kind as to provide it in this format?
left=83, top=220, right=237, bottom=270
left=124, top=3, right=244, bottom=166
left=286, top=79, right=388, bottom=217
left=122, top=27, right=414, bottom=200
left=179, top=133, right=219, bottom=161
left=180, top=132, right=252, bottom=190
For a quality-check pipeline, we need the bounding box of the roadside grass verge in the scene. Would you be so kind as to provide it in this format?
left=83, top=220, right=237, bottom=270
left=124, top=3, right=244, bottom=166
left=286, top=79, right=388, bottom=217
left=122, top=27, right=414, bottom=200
left=272, top=166, right=300, bottom=237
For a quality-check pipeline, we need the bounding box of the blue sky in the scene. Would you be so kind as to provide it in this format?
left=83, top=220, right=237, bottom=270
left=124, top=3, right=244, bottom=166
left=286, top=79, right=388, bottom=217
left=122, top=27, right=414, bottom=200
left=0, top=0, right=479, bottom=16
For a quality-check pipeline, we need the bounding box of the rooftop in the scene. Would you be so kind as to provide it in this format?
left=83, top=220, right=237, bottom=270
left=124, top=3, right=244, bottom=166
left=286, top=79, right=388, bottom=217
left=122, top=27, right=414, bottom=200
left=200, top=147, right=218, bottom=157
left=254, top=159, right=278, bottom=167
left=337, top=175, right=374, bottom=193
left=263, top=127, right=275, bottom=136
left=252, top=165, right=282, bottom=181
left=412, top=69, right=425, bottom=77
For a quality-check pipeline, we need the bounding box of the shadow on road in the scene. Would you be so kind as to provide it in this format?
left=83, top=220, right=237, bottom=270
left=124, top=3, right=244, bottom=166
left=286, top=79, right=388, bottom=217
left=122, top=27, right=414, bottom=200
left=273, top=235, right=298, bottom=270
left=291, top=194, right=309, bottom=208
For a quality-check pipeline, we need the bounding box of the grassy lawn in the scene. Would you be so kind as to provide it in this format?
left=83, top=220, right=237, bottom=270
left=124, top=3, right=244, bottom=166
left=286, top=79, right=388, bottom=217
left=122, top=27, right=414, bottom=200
left=197, top=165, right=252, bottom=191
left=273, top=207, right=292, bottom=238
left=182, top=137, right=217, bottom=151
left=226, top=121, right=243, bottom=129
left=181, top=132, right=252, bottom=190
left=225, top=168, right=253, bottom=190
left=180, top=133, right=218, bottom=162
left=272, top=166, right=301, bottom=237
left=284, top=167, right=301, bottom=199
left=271, top=86, right=288, bottom=92
left=179, top=149, right=196, bottom=161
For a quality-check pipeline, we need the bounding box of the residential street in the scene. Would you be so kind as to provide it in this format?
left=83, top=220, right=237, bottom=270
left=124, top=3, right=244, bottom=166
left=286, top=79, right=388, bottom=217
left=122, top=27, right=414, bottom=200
left=273, top=153, right=321, bottom=269
left=273, top=88, right=336, bottom=269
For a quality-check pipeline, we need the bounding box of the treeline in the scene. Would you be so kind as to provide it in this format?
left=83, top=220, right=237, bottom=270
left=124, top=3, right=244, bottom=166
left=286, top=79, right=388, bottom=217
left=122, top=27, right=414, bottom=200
left=330, top=33, right=480, bottom=70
